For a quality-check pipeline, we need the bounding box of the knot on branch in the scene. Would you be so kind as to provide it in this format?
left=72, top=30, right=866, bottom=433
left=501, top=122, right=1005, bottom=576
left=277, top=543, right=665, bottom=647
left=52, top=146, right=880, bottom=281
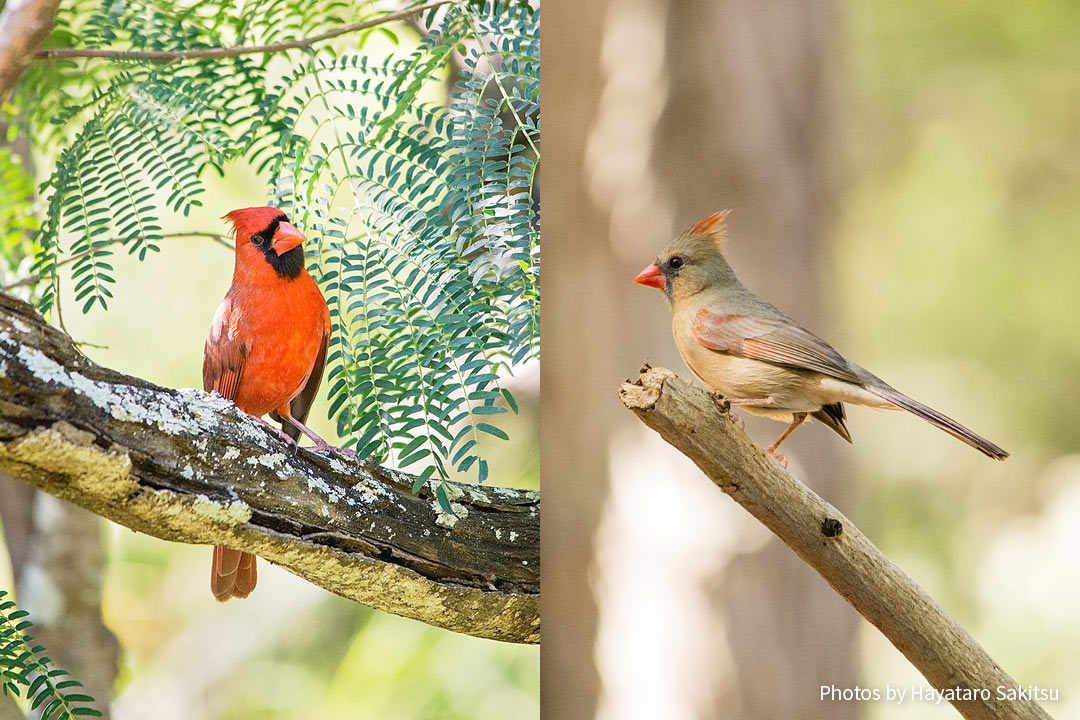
left=821, top=517, right=843, bottom=538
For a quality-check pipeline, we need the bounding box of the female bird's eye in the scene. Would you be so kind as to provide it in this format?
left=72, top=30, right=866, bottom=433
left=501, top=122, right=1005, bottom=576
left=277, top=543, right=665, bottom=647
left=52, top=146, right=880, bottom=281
left=668, top=256, right=684, bottom=269
left=250, top=233, right=266, bottom=247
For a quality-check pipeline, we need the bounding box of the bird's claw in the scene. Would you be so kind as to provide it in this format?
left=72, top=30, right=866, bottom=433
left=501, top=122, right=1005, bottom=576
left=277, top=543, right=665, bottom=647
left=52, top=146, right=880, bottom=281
left=708, top=392, right=744, bottom=427
left=709, top=391, right=731, bottom=412
left=307, top=440, right=359, bottom=463
left=331, top=445, right=359, bottom=462
left=768, top=449, right=788, bottom=468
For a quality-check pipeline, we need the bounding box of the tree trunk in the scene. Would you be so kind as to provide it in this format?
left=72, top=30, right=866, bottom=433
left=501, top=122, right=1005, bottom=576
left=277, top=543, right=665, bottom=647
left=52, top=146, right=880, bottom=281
left=542, top=0, right=614, bottom=716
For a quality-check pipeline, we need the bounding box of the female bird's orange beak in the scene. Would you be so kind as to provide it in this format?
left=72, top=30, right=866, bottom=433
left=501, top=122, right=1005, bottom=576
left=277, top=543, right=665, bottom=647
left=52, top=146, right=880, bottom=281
left=634, top=263, right=665, bottom=289
left=272, top=222, right=306, bottom=256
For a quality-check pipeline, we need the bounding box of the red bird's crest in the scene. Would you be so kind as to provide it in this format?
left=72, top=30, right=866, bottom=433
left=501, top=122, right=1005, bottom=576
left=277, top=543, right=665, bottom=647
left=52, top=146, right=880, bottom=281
left=222, top=206, right=290, bottom=237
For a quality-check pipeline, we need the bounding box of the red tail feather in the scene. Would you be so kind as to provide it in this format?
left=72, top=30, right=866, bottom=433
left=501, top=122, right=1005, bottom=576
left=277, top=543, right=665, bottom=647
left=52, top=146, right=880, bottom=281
left=211, top=546, right=258, bottom=601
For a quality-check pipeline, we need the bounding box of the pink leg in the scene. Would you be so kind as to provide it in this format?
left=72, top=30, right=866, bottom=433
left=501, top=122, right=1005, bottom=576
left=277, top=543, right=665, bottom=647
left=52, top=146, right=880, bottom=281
left=248, top=413, right=298, bottom=450
left=280, top=414, right=358, bottom=461
left=766, top=413, right=808, bottom=467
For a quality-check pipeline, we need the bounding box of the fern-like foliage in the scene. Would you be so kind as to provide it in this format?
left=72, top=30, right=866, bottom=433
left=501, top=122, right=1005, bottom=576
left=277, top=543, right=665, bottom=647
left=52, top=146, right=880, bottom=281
left=0, top=142, right=38, bottom=283
left=13, top=0, right=539, bottom=498
left=0, top=590, right=103, bottom=719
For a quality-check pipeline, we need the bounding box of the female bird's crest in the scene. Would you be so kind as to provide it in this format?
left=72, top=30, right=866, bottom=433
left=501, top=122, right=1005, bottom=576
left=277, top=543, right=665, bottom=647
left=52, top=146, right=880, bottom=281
left=689, top=210, right=731, bottom=247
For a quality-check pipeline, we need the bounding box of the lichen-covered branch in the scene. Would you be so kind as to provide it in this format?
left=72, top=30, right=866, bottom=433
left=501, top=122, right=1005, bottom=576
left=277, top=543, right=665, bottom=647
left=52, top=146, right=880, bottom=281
left=0, top=292, right=538, bottom=644
left=619, top=366, right=1048, bottom=720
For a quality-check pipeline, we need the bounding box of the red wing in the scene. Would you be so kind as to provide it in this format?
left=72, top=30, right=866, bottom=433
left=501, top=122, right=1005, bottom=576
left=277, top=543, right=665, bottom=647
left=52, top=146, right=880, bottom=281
left=203, top=295, right=247, bottom=401
left=691, top=309, right=861, bottom=383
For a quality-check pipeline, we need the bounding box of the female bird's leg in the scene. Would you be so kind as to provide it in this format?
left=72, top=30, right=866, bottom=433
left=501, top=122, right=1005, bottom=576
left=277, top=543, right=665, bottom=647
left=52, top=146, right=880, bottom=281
left=279, top=412, right=359, bottom=461
left=766, top=412, right=808, bottom=466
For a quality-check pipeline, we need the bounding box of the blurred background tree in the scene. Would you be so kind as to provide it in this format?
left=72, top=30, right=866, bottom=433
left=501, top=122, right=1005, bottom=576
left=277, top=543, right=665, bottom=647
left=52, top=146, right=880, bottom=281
left=0, top=1, right=539, bottom=718
left=545, top=0, right=1079, bottom=719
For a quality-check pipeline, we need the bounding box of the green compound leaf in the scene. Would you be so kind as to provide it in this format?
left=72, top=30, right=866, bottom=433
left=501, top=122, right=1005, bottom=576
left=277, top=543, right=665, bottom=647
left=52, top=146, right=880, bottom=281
left=16, top=0, right=538, bottom=491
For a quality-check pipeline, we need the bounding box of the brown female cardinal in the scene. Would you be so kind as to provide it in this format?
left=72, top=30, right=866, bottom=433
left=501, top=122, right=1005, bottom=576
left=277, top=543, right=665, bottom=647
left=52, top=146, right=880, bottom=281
left=204, top=206, right=344, bottom=601
left=634, top=211, right=1008, bottom=461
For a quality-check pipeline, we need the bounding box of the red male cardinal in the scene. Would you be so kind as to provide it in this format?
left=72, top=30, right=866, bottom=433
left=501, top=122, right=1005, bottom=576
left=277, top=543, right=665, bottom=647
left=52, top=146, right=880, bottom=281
left=635, top=211, right=1008, bottom=461
left=204, top=206, right=343, bottom=601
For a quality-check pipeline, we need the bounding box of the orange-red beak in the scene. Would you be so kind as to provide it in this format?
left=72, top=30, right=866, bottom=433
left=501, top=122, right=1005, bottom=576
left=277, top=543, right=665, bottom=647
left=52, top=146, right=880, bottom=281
left=634, top=263, right=665, bottom=290
left=272, top=222, right=305, bottom=256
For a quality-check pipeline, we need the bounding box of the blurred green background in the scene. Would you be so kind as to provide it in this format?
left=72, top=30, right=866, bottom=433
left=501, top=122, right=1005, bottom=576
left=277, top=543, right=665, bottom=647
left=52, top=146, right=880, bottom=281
left=839, top=2, right=1080, bottom=716
left=0, top=11, right=539, bottom=720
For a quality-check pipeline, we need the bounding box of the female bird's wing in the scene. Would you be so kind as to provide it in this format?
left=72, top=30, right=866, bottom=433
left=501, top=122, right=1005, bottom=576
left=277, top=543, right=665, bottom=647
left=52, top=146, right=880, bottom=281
left=203, top=294, right=247, bottom=400
left=691, top=308, right=862, bottom=384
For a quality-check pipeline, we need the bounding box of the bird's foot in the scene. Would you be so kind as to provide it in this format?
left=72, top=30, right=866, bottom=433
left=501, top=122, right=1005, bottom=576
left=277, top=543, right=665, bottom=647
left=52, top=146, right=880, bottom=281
left=709, top=392, right=746, bottom=427
left=768, top=449, right=788, bottom=468
left=307, top=439, right=359, bottom=463
left=278, top=414, right=359, bottom=463
left=709, top=391, right=732, bottom=413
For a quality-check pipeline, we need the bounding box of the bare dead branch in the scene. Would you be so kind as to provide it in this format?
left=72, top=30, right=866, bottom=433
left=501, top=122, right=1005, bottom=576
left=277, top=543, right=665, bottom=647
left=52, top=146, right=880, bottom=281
left=619, top=365, right=1048, bottom=720
left=0, top=291, right=539, bottom=644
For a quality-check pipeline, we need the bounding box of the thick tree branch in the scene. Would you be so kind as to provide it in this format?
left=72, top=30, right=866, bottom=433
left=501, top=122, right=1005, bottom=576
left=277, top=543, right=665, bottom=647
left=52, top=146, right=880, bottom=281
left=0, top=292, right=538, bottom=644
left=619, top=366, right=1048, bottom=720
left=0, top=0, right=62, bottom=100
left=33, top=0, right=451, bottom=62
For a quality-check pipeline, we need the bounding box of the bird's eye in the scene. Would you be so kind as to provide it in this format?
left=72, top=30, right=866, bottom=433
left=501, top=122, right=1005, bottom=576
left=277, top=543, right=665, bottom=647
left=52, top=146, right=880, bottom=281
left=250, top=234, right=266, bottom=247
left=668, top=256, right=684, bottom=269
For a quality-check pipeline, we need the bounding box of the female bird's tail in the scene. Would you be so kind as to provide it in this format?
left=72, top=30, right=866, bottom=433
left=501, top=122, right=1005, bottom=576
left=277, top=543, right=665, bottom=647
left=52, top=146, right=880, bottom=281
left=211, top=546, right=258, bottom=601
left=868, top=385, right=1008, bottom=460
